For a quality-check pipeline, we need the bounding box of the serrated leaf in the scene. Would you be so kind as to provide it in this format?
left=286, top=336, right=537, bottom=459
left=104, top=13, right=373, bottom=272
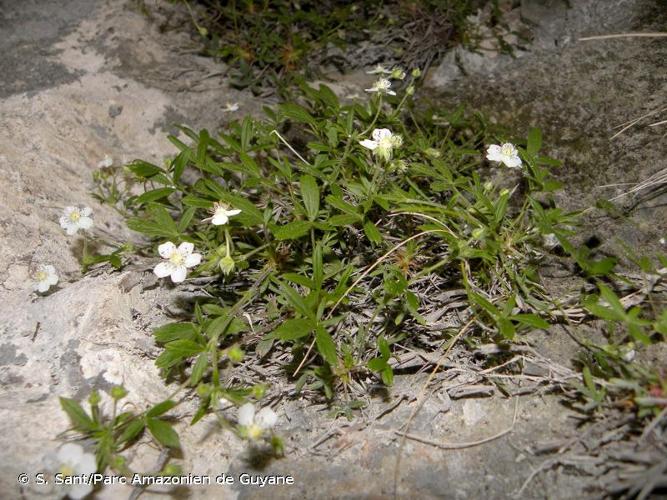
left=300, top=175, right=320, bottom=221
left=153, top=322, right=196, bottom=344
left=527, top=128, right=542, bottom=157
left=272, top=318, right=315, bottom=341
left=190, top=352, right=208, bottom=385
left=134, top=188, right=175, bottom=205
left=147, top=418, right=180, bottom=449
left=511, top=314, right=550, bottom=330
left=273, top=220, right=312, bottom=240
left=363, top=219, right=382, bottom=244
left=367, top=357, right=387, bottom=372
left=315, top=326, right=338, bottom=366
left=59, top=397, right=95, bottom=432
left=127, top=160, right=163, bottom=178
left=118, top=419, right=145, bottom=445
left=146, top=400, right=177, bottom=418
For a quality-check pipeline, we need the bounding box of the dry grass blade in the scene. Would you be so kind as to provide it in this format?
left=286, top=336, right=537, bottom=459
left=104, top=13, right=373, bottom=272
left=579, top=32, right=667, bottom=41
left=609, top=106, right=667, bottom=140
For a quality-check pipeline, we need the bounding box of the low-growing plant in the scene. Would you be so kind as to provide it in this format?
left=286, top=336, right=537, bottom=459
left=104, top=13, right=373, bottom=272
left=113, top=72, right=570, bottom=407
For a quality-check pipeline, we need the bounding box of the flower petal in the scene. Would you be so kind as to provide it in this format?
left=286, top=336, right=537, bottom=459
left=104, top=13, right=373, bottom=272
left=77, top=452, right=97, bottom=475
left=36, top=281, right=50, bottom=293
left=184, top=253, right=201, bottom=268
left=170, top=266, right=187, bottom=283
left=359, top=139, right=378, bottom=150
left=372, top=128, right=392, bottom=141
left=78, top=217, right=93, bottom=230
left=68, top=483, right=93, bottom=500
left=80, top=207, right=93, bottom=217
left=58, top=443, right=84, bottom=464
left=178, top=242, right=194, bottom=256
left=238, top=403, right=255, bottom=426
left=485, top=145, right=502, bottom=162
left=256, top=407, right=278, bottom=429
left=158, top=242, right=176, bottom=258
left=227, top=209, right=242, bottom=217
left=153, top=262, right=173, bottom=278
left=211, top=214, right=228, bottom=225
left=503, top=156, right=522, bottom=169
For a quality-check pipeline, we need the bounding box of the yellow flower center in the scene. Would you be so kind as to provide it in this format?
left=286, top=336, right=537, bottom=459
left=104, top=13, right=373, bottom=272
left=35, top=271, right=47, bottom=281
left=170, top=252, right=185, bottom=266
left=59, top=464, right=75, bottom=477
left=501, top=144, right=515, bottom=157
left=247, top=424, right=263, bottom=440
left=69, top=210, right=81, bottom=222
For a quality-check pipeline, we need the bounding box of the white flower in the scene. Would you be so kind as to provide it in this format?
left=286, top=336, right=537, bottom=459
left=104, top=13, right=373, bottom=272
left=359, top=128, right=403, bottom=162
left=59, top=206, right=94, bottom=235
left=364, top=78, right=396, bottom=96
left=153, top=242, right=202, bottom=283
left=238, top=403, right=278, bottom=440
left=486, top=143, right=522, bottom=169
left=54, top=443, right=97, bottom=499
left=97, top=155, right=113, bottom=168
left=33, top=264, right=58, bottom=293
left=203, top=202, right=242, bottom=226
left=223, top=102, right=240, bottom=112
left=366, top=64, right=392, bottom=75
left=660, top=237, right=666, bottom=246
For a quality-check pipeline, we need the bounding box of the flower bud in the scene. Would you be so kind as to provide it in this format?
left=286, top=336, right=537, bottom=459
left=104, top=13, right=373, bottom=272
left=220, top=255, right=236, bottom=275
left=111, top=386, right=128, bottom=400
left=227, top=345, right=245, bottom=363
left=88, top=390, right=101, bottom=406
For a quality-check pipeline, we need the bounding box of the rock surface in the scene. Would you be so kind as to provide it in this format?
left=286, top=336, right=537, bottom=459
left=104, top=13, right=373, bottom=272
left=0, top=0, right=664, bottom=499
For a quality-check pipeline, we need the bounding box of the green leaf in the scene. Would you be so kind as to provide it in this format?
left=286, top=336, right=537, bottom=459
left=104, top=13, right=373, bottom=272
left=363, top=219, right=382, bottom=244
left=511, top=314, right=550, bottom=330
left=134, top=188, right=175, bottom=205
left=300, top=175, right=320, bottom=221
left=153, top=322, right=196, bottom=344
left=127, top=160, right=163, bottom=178
left=329, top=214, right=361, bottom=226
left=315, top=326, right=338, bottom=366
left=381, top=366, right=394, bottom=386
left=280, top=103, right=317, bottom=128
left=276, top=281, right=312, bottom=318
left=378, top=337, right=391, bottom=360
left=60, top=397, right=95, bottom=432
left=527, top=128, right=542, bottom=157
left=273, top=220, right=312, bottom=240
left=498, top=318, right=516, bottom=340
left=172, top=150, right=191, bottom=183
left=367, top=357, right=387, bottom=372
left=325, top=195, right=359, bottom=216
left=156, top=340, right=204, bottom=369
left=190, top=352, right=208, bottom=385
left=118, top=419, right=145, bottom=445
left=147, top=418, right=180, bottom=449
left=146, top=400, right=177, bottom=418
left=177, top=206, right=196, bottom=233
left=272, top=318, right=315, bottom=341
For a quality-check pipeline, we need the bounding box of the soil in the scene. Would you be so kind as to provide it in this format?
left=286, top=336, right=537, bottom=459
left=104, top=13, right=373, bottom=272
left=0, top=1, right=665, bottom=499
